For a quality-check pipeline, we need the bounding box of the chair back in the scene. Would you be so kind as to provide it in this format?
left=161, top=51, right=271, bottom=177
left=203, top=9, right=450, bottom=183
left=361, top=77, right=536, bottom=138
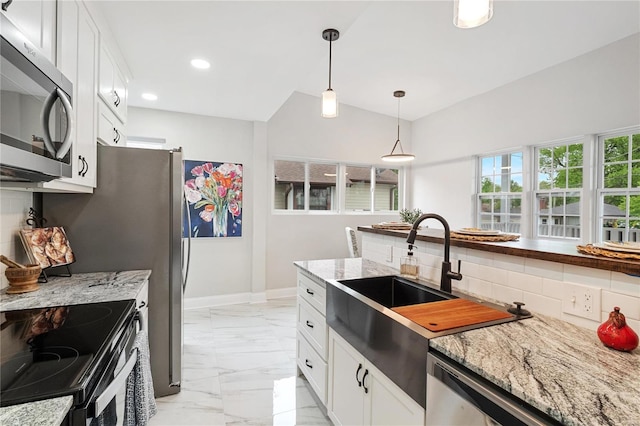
left=345, top=227, right=360, bottom=257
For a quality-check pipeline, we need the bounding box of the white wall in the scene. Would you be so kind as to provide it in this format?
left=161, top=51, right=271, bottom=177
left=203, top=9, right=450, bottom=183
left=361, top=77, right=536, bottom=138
left=265, top=92, right=412, bottom=291
left=126, top=107, right=255, bottom=301
left=0, top=190, right=34, bottom=289
left=410, top=34, right=640, bottom=230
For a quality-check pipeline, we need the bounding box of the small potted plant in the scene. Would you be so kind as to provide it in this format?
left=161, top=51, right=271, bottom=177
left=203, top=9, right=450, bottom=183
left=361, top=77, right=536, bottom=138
left=399, top=208, right=422, bottom=224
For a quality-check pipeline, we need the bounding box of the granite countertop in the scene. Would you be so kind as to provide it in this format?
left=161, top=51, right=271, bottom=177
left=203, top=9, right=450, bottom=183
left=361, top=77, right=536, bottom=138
left=296, top=257, right=640, bottom=426
left=0, top=269, right=151, bottom=312
left=0, top=270, right=150, bottom=423
left=0, top=397, right=73, bottom=426
left=430, top=316, right=640, bottom=426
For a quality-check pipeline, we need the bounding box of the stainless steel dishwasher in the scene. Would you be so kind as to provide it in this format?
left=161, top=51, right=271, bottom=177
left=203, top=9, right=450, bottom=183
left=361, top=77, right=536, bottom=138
left=426, top=351, right=558, bottom=426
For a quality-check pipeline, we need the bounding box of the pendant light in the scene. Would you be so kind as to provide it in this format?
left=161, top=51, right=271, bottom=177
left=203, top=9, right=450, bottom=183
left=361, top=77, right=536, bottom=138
left=382, top=91, right=415, bottom=163
left=321, top=29, right=339, bottom=118
left=453, top=0, right=493, bottom=29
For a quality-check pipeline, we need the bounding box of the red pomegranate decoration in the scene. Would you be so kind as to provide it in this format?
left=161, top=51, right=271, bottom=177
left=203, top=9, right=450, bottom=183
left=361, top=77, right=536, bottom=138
left=597, top=307, right=639, bottom=352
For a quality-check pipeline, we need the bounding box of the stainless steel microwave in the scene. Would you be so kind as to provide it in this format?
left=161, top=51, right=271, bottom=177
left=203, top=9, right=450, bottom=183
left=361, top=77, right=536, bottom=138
left=0, top=13, right=73, bottom=182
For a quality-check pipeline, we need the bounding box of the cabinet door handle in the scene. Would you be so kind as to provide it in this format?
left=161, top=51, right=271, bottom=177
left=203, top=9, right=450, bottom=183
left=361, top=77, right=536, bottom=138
left=138, top=300, right=146, bottom=308
left=81, top=157, right=89, bottom=177
left=2, top=0, right=13, bottom=12
left=305, top=320, right=314, bottom=329
left=114, top=128, right=120, bottom=144
left=305, top=288, right=314, bottom=296
left=305, top=359, right=313, bottom=369
left=356, top=363, right=363, bottom=387
left=113, top=90, right=121, bottom=107
left=362, top=369, right=369, bottom=394
left=78, top=155, right=86, bottom=176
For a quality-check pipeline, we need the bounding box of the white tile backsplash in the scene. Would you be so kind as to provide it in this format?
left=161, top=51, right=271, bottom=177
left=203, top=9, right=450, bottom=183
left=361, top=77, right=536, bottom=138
left=362, top=233, right=640, bottom=332
left=0, top=190, right=34, bottom=289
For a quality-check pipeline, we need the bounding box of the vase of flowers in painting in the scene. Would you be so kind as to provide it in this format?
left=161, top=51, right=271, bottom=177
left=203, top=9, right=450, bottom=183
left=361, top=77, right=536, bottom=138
left=184, top=162, right=243, bottom=237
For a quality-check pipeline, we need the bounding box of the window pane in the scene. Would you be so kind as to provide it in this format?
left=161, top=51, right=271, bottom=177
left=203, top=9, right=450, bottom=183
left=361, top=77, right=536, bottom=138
left=538, top=172, right=551, bottom=190
left=481, top=176, right=495, bottom=193
left=374, top=168, right=399, bottom=211
left=510, top=174, right=523, bottom=192
left=632, top=162, right=640, bottom=188
left=633, top=134, right=640, bottom=160
left=274, top=160, right=305, bottom=210
left=604, top=136, right=629, bottom=163
left=568, top=143, right=583, bottom=167
left=604, top=164, right=628, bottom=188
left=308, top=163, right=336, bottom=211
left=345, top=165, right=372, bottom=211
left=510, top=153, right=523, bottom=173
left=481, top=157, right=494, bottom=177
left=567, top=167, right=582, bottom=188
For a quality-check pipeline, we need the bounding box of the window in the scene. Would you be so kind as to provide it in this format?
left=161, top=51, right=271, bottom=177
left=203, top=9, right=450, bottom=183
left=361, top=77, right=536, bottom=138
left=274, top=160, right=401, bottom=213
left=274, top=160, right=337, bottom=211
left=478, top=152, right=523, bottom=233
left=598, top=131, right=640, bottom=242
left=535, top=142, right=583, bottom=239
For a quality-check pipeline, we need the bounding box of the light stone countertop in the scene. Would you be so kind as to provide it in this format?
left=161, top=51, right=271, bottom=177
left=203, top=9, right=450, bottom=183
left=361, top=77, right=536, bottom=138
left=296, top=257, right=640, bottom=426
left=0, top=397, right=73, bottom=426
left=0, top=270, right=150, bottom=424
left=0, top=269, right=151, bottom=311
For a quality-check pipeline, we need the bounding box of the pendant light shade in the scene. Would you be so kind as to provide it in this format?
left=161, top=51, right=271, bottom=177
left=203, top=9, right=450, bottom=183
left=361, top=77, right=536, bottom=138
left=382, top=91, right=415, bottom=163
left=321, top=29, right=339, bottom=118
left=454, top=0, right=493, bottom=29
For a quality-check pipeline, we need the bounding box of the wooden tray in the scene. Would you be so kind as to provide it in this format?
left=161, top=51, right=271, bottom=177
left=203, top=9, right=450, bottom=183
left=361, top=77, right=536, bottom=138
left=392, top=299, right=512, bottom=332
left=451, top=232, right=520, bottom=242
left=577, top=244, right=640, bottom=261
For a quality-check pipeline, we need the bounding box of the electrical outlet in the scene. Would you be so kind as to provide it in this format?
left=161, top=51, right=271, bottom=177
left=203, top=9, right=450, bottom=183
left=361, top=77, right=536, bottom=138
left=562, top=282, right=601, bottom=321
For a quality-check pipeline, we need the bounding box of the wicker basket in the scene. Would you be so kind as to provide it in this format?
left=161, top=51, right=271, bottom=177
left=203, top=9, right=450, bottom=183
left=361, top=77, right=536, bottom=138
left=5, top=264, right=41, bottom=294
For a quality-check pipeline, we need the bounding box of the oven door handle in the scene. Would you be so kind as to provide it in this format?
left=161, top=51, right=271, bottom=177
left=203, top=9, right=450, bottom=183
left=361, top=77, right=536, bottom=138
left=93, top=348, right=138, bottom=417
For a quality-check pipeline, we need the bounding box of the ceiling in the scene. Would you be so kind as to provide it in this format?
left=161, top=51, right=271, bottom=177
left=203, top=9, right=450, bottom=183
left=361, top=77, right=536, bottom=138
left=95, top=1, right=640, bottom=122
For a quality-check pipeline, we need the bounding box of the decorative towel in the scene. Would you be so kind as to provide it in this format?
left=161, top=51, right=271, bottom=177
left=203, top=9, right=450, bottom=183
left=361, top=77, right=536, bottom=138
left=124, top=330, right=157, bottom=426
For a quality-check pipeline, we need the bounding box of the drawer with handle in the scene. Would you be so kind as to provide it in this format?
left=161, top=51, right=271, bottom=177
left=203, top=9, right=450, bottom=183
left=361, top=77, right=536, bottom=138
left=297, top=331, right=327, bottom=403
left=298, top=273, right=326, bottom=314
left=297, top=297, right=328, bottom=358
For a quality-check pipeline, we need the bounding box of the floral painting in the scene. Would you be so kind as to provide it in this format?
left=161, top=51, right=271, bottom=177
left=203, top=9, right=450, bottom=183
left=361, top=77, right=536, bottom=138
left=183, top=160, right=243, bottom=238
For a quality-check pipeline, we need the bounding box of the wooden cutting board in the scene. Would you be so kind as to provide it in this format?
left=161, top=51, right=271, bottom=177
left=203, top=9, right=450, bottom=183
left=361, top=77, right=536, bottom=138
left=392, top=299, right=512, bottom=332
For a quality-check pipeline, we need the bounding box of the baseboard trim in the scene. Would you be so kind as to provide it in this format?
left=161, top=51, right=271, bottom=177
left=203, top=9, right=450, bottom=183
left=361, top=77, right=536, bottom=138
left=184, top=287, right=296, bottom=310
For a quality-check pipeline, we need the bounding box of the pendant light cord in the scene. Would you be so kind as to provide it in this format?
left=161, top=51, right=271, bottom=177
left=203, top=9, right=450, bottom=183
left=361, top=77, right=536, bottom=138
left=328, top=38, right=333, bottom=90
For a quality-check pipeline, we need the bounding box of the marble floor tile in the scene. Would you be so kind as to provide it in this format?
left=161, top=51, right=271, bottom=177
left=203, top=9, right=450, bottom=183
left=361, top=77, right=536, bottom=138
left=150, top=297, right=331, bottom=426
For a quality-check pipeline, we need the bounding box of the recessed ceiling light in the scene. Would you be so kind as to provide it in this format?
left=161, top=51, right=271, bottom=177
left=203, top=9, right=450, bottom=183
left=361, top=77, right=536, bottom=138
left=190, top=58, right=211, bottom=69
left=141, top=93, right=158, bottom=101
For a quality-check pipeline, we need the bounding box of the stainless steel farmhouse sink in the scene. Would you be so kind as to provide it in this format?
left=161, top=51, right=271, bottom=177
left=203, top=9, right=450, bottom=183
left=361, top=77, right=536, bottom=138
left=326, top=274, right=529, bottom=409
left=336, top=275, right=455, bottom=308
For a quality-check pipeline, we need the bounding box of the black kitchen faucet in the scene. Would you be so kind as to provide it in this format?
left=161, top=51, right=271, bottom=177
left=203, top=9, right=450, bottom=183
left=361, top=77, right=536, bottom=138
left=406, top=213, right=462, bottom=293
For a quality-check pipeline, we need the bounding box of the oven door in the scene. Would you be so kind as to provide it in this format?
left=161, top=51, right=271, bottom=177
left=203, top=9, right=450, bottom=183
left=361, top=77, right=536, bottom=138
left=67, top=312, right=140, bottom=426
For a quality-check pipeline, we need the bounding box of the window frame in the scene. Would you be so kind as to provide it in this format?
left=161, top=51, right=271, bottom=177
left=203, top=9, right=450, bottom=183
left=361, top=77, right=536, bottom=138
left=533, top=137, right=585, bottom=240
left=596, top=127, right=640, bottom=243
left=272, top=157, right=406, bottom=215
left=476, top=149, right=526, bottom=235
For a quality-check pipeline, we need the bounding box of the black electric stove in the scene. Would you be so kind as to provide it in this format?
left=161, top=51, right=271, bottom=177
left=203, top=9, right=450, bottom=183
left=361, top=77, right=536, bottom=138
left=0, top=300, right=136, bottom=407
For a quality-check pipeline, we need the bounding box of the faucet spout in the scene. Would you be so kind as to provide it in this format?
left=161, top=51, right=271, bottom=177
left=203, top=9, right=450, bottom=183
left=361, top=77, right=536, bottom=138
left=405, top=213, right=462, bottom=293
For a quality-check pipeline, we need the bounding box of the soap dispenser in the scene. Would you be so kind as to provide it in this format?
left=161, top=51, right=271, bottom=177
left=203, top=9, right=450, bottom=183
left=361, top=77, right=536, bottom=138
left=400, top=246, right=419, bottom=279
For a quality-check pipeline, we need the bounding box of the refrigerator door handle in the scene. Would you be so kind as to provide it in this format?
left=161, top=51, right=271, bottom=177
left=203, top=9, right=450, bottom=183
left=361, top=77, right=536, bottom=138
left=182, top=191, right=192, bottom=293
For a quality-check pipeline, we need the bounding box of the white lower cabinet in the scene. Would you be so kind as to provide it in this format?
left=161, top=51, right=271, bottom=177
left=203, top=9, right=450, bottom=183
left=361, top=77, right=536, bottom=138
left=296, top=270, right=328, bottom=407
left=328, top=328, right=425, bottom=426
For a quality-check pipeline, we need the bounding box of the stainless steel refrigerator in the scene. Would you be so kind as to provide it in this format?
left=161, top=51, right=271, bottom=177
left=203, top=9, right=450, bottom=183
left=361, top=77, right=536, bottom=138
left=43, top=144, right=189, bottom=397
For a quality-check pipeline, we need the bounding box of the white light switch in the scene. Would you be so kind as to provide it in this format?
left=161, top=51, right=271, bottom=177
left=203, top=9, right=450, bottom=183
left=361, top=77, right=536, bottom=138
left=386, top=245, right=393, bottom=263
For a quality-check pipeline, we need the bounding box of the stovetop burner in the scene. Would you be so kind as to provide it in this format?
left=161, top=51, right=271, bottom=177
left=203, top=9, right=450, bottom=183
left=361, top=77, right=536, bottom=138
left=0, top=300, right=135, bottom=407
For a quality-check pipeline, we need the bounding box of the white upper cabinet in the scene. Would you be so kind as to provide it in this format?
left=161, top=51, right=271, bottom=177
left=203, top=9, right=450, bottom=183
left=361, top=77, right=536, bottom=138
left=98, top=43, right=128, bottom=124
left=1, top=0, right=56, bottom=61
left=45, top=0, right=98, bottom=192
